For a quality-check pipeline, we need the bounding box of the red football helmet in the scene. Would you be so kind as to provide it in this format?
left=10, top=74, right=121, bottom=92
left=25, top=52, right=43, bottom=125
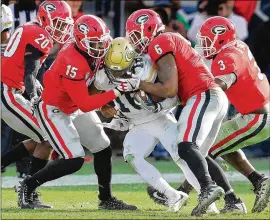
left=37, top=1, right=73, bottom=44
left=126, top=9, right=165, bottom=54
left=73, top=15, right=112, bottom=58
left=195, top=16, right=236, bottom=59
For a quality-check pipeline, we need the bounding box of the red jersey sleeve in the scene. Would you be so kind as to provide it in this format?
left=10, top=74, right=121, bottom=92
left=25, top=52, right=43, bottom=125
left=26, top=26, right=53, bottom=57
left=62, top=78, right=117, bottom=112
left=211, top=53, right=236, bottom=77
left=148, top=33, right=176, bottom=63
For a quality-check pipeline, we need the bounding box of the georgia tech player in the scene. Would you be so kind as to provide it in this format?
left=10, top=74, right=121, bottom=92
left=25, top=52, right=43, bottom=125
left=94, top=37, right=220, bottom=212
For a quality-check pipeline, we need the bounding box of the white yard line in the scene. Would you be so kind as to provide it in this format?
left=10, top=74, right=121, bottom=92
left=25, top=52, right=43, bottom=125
left=2, top=170, right=269, bottom=188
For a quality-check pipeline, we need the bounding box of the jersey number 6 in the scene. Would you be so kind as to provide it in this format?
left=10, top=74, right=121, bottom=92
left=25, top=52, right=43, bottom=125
left=154, top=44, right=163, bottom=55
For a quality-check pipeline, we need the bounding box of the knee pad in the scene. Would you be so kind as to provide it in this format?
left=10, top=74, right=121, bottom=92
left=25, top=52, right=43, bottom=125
left=177, top=142, right=198, bottom=159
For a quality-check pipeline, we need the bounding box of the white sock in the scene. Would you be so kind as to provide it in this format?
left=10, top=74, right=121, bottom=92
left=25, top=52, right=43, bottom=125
left=130, top=157, right=177, bottom=196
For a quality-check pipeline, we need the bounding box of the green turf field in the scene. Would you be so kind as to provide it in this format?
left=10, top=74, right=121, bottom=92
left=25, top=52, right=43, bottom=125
left=2, top=183, right=270, bottom=219
left=2, top=158, right=270, bottom=219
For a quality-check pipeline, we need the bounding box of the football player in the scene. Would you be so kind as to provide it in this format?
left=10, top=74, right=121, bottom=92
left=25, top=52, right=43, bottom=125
left=1, top=0, right=73, bottom=208
left=147, top=16, right=270, bottom=214
left=16, top=14, right=138, bottom=210
left=125, top=9, right=239, bottom=216
left=198, top=16, right=270, bottom=212
left=94, top=37, right=191, bottom=212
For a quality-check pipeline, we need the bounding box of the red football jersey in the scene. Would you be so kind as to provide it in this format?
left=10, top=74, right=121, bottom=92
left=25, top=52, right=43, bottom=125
left=148, top=32, right=217, bottom=104
left=211, top=40, right=269, bottom=114
left=1, top=22, right=53, bottom=91
left=42, top=41, right=116, bottom=114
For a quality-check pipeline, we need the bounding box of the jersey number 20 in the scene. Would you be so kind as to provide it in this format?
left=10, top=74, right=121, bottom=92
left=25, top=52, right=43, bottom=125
left=4, top=27, right=50, bottom=57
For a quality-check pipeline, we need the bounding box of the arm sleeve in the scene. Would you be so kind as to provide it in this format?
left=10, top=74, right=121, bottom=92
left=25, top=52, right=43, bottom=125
left=24, top=44, right=44, bottom=97
left=62, top=77, right=117, bottom=113
left=215, top=73, right=237, bottom=89
left=148, top=34, right=176, bottom=64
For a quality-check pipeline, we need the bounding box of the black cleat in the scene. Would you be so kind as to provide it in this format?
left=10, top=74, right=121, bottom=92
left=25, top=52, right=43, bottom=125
left=99, top=197, right=137, bottom=210
left=252, top=177, right=270, bottom=213
left=16, top=176, right=35, bottom=209
left=191, top=184, right=224, bottom=217
left=220, top=198, right=247, bottom=214
left=32, top=190, right=52, bottom=209
left=147, top=185, right=168, bottom=206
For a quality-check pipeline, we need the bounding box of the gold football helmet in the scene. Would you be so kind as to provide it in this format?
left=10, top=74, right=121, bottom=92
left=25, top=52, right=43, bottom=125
left=104, top=37, right=136, bottom=82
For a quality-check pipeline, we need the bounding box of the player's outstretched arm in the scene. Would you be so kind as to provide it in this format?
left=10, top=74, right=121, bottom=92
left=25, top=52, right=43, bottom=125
left=63, top=77, right=121, bottom=113
left=139, top=54, right=178, bottom=98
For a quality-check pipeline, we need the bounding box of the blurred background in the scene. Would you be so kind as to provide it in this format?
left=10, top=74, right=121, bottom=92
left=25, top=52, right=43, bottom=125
left=1, top=0, right=270, bottom=176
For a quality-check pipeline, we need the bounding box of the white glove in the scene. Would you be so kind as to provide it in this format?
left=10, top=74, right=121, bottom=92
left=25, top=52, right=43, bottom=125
left=114, top=73, right=140, bottom=93
left=35, top=80, right=43, bottom=96
left=30, top=93, right=40, bottom=115
left=97, top=118, right=129, bottom=131
left=134, top=92, right=162, bottom=113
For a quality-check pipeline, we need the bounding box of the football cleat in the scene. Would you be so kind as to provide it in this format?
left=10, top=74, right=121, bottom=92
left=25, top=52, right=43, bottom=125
left=220, top=198, right=247, bottom=214
left=16, top=177, right=35, bottom=209
left=191, top=184, right=224, bottom=216
left=167, top=191, right=189, bottom=212
left=32, top=190, right=52, bottom=209
left=252, top=177, right=270, bottom=213
left=99, top=197, right=137, bottom=210
left=206, top=202, right=220, bottom=214
left=147, top=185, right=168, bottom=206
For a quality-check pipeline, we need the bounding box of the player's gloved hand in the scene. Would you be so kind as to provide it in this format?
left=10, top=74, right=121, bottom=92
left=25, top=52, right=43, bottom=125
left=131, top=57, right=144, bottom=73
left=114, top=73, right=140, bottom=95
left=97, top=117, right=129, bottom=131
left=30, top=92, right=40, bottom=116
left=134, top=92, right=162, bottom=113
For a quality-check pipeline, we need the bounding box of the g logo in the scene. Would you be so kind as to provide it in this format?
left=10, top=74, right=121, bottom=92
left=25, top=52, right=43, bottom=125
left=78, top=23, right=89, bottom=34
left=44, top=3, right=56, bottom=12
left=135, top=14, right=149, bottom=25
left=211, top=25, right=226, bottom=35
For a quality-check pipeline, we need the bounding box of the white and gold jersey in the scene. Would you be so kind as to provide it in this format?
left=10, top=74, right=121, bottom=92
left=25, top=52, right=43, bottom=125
left=94, top=55, right=168, bottom=125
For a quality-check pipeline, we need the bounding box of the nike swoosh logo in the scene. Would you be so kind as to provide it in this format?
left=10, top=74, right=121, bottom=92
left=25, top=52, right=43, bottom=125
left=153, top=192, right=167, bottom=201
left=128, top=81, right=136, bottom=90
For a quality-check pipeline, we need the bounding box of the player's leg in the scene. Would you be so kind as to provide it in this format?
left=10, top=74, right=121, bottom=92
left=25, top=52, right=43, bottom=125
left=17, top=102, right=85, bottom=209
left=73, top=111, right=137, bottom=210
left=1, top=84, right=52, bottom=171
left=177, top=89, right=228, bottom=216
left=210, top=113, right=270, bottom=212
left=123, top=124, right=188, bottom=212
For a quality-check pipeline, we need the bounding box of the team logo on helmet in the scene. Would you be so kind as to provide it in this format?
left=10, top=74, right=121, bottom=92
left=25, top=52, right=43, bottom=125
left=125, top=48, right=134, bottom=62
left=135, top=14, right=149, bottom=25
left=44, top=3, right=56, bottom=12
left=211, top=25, right=226, bottom=35
left=78, top=23, right=89, bottom=34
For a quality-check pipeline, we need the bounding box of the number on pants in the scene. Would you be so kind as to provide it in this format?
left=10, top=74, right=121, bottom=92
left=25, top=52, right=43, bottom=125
left=154, top=44, right=163, bottom=54
left=66, top=65, right=78, bottom=78
left=218, top=60, right=225, bottom=70
left=4, top=27, right=23, bottom=57
left=34, top=34, right=50, bottom=49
